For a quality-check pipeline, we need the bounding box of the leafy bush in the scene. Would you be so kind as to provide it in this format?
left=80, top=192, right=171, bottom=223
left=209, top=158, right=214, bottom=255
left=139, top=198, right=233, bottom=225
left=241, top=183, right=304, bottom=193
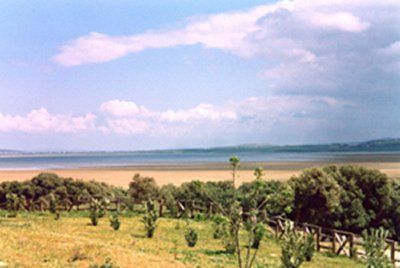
left=280, top=221, right=308, bottom=268
left=362, top=227, right=391, bottom=268
left=251, top=223, right=266, bottom=249
left=89, top=199, right=101, bottom=226
left=212, top=214, right=228, bottom=239
left=184, top=225, right=198, bottom=247
left=129, top=174, right=159, bottom=205
left=109, top=213, right=120, bottom=231
left=142, top=200, right=158, bottom=238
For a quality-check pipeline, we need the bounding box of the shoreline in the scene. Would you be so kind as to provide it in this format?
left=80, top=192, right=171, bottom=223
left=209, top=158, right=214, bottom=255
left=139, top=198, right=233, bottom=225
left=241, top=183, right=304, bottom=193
left=0, top=161, right=399, bottom=187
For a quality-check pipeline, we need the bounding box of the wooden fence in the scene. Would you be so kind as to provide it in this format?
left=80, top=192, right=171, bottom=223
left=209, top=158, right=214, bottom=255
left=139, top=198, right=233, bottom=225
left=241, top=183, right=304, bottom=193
left=266, top=217, right=400, bottom=266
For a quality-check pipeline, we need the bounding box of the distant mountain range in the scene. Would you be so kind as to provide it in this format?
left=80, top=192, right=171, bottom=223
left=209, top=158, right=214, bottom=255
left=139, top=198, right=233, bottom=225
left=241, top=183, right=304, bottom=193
left=198, top=138, right=400, bottom=153
left=1, top=138, right=400, bottom=155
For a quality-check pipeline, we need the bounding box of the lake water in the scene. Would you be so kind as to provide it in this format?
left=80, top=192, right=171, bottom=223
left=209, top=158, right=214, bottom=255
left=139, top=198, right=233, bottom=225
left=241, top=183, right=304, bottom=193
left=1, top=151, right=399, bottom=170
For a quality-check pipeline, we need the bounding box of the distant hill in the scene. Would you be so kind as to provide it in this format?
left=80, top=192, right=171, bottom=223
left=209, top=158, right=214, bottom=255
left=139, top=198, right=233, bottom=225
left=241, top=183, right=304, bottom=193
left=183, top=138, right=400, bottom=153
left=0, top=149, right=22, bottom=155
left=1, top=138, right=399, bottom=155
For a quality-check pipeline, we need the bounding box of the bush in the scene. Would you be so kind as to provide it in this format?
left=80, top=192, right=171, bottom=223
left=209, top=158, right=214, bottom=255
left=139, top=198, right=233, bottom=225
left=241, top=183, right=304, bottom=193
left=251, top=223, right=266, bottom=249
left=109, top=213, right=120, bottom=231
left=129, top=174, right=159, bottom=204
left=303, top=234, right=315, bottom=262
left=142, top=200, right=158, bottom=238
left=212, top=214, right=228, bottom=239
left=184, top=225, right=198, bottom=247
left=362, top=227, right=391, bottom=268
left=89, top=199, right=101, bottom=226
left=280, top=221, right=307, bottom=268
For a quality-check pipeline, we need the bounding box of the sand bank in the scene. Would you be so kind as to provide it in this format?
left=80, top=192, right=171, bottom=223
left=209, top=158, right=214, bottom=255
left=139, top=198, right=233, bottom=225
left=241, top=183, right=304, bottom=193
left=0, top=161, right=399, bottom=187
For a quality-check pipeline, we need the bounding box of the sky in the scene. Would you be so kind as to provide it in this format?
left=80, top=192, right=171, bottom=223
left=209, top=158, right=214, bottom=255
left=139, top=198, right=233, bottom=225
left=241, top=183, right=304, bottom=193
left=0, top=0, right=399, bottom=151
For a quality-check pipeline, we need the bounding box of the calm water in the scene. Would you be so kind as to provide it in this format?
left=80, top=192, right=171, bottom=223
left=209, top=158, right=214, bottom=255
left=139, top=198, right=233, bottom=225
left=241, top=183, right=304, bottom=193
left=0, top=151, right=399, bottom=170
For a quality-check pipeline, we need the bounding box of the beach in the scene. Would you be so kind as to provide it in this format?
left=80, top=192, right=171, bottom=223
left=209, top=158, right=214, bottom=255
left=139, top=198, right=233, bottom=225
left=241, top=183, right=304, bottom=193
left=0, top=161, right=399, bottom=187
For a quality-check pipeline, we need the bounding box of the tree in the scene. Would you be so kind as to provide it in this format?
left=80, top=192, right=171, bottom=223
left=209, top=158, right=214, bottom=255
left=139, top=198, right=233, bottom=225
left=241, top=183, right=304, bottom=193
left=230, top=156, right=240, bottom=188
left=159, top=184, right=178, bottom=217
left=128, top=174, right=159, bottom=205
left=289, top=168, right=340, bottom=225
left=253, top=167, right=264, bottom=180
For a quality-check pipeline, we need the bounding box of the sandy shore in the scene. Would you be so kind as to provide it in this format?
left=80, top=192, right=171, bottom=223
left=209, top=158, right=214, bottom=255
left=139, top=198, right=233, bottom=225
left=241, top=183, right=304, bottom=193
left=0, top=161, right=399, bottom=187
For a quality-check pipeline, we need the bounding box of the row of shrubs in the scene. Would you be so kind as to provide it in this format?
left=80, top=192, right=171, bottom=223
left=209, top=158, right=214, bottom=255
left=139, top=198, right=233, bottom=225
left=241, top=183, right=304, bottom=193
left=0, top=163, right=399, bottom=241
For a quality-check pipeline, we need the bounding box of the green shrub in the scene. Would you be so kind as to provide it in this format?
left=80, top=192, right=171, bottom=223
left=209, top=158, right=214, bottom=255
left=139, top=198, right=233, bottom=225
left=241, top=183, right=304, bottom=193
left=280, top=221, right=307, bottom=268
left=184, top=225, right=198, bottom=247
left=251, top=223, right=266, bottom=249
left=142, top=200, right=158, bottom=238
left=362, top=227, right=391, bottom=268
left=212, top=214, right=228, bottom=239
left=193, top=212, right=207, bottom=222
left=89, top=199, right=101, bottom=226
left=109, top=213, right=120, bottom=231
left=223, top=238, right=236, bottom=254
left=303, top=234, right=315, bottom=262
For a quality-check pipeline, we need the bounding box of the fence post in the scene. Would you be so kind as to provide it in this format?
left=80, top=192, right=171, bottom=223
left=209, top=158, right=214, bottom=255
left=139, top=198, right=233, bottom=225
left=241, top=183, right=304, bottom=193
left=316, top=227, right=321, bottom=252
left=332, top=230, right=337, bottom=254
left=349, top=233, right=355, bottom=258
left=389, top=240, right=395, bottom=265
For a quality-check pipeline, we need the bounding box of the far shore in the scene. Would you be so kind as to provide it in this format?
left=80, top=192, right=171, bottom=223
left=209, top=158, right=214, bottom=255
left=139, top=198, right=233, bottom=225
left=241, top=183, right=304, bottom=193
left=0, top=161, right=399, bottom=187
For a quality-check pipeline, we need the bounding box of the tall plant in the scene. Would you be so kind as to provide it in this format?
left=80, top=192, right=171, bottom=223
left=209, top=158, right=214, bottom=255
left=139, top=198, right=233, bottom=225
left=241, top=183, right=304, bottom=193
left=362, top=227, right=391, bottom=268
left=280, top=221, right=310, bottom=268
left=142, top=200, right=158, bottom=238
left=89, top=198, right=101, bottom=226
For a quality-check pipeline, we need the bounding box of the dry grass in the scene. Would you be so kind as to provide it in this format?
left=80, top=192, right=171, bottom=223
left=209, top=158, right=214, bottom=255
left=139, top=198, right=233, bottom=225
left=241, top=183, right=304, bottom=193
left=0, top=213, right=364, bottom=268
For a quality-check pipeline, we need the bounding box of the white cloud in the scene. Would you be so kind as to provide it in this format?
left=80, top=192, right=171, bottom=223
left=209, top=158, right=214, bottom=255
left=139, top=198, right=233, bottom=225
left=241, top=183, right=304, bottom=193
left=306, top=12, right=369, bottom=32
left=52, top=0, right=382, bottom=67
left=100, top=99, right=151, bottom=117
left=160, top=103, right=237, bottom=122
left=0, top=96, right=352, bottom=140
left=377, top=41, right=400, bottom=55
left=102, top=118, right=149, bottom=135
left=0, top=109, right=96, bottom=133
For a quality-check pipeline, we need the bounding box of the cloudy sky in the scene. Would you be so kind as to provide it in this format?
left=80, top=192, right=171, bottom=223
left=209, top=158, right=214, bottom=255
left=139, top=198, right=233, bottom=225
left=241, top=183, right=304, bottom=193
left=0, top=0, right=399, bottom=150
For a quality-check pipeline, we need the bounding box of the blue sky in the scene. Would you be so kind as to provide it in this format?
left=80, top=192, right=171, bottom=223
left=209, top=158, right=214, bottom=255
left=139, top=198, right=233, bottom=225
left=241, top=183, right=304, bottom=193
left=0, top=0, right=399, bottom=150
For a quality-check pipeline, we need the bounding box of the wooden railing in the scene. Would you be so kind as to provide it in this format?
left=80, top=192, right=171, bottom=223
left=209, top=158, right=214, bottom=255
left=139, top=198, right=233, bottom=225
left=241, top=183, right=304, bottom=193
left=266, top=217, right=400, bottom=266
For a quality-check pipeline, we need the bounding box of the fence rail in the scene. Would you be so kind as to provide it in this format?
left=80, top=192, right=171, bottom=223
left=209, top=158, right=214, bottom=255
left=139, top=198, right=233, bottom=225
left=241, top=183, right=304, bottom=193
left=266, top=217, right=400, bottom=266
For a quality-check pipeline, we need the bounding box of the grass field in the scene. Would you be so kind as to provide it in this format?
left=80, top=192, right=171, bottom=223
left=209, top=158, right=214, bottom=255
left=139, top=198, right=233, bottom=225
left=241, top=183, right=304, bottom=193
left=0, top=213, right=363, bottom=268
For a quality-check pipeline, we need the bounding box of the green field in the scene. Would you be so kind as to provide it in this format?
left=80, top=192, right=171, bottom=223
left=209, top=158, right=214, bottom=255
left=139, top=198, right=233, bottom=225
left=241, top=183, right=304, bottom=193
left=0, top=213, right=363, bottom=268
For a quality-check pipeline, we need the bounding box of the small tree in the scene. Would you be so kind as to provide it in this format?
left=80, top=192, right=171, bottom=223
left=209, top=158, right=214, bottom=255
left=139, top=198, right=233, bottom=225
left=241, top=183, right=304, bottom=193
left=362, top=227, right=391, bottom=268
left=253, top=167, right=265, bottom=181
left=222, top=203, right=266, bottom=267
left=142, top=200, right=158, bottom=238
left=109, top=213, right=121, bottom=231
left=184, top=223, right=198, bottom=247
left=230, top=156, right=240, bottom=188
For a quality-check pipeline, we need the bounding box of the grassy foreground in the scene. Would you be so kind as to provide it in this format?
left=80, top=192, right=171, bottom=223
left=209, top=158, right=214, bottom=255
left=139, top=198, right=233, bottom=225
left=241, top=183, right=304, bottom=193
left=0, top=213, right=363, bottom=268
